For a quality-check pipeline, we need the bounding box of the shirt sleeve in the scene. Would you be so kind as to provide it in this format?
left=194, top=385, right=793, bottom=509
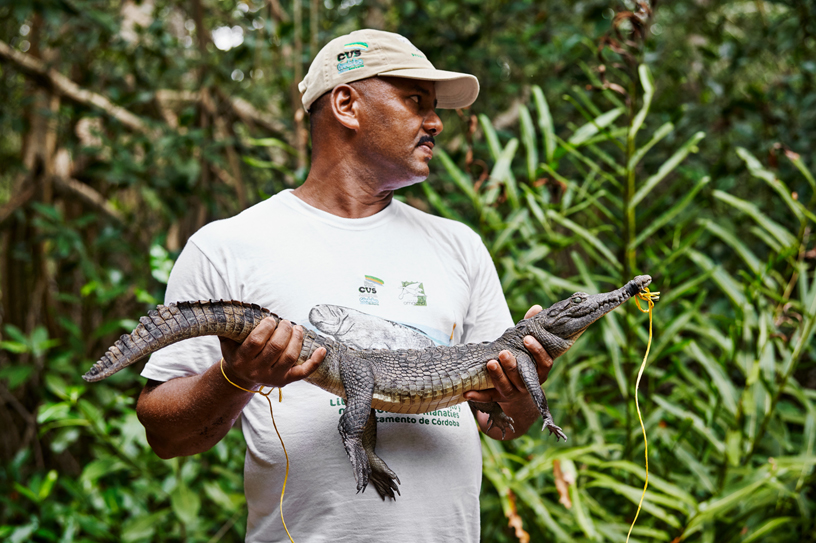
left=460, top=235, right=513, bottom=344
left=140, top=239, right=232, bottom=382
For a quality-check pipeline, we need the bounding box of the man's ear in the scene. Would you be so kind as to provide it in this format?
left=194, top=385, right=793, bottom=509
left=330, top=84, right=361, bottom=131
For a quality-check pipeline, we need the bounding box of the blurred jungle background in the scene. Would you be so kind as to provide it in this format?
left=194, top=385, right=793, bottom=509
left=1, top=0, right=815, bottom=541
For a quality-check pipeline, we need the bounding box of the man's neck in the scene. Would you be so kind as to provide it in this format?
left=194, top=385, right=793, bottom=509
left=293, top=160, right=402, bottom=219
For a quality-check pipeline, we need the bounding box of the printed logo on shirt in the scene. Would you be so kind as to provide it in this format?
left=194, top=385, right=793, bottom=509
left=399, top=281, right=427, bottom=306
left=358, top=275, right=383, bottom=305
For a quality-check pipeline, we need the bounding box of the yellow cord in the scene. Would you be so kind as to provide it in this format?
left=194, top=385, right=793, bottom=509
left=626, top=287, right=659, bottom=543
left=220, top=359, right=294, bottom=543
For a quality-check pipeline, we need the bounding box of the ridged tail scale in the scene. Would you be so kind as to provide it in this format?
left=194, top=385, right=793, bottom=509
left=82, top=300, right=277, bottom=382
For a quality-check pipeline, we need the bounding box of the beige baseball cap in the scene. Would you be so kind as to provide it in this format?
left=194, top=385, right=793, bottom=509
left=298, top=29, right=480, bottom=112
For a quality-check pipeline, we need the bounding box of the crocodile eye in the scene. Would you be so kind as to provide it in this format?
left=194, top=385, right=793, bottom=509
left=572, top=296, right=584, bottom=304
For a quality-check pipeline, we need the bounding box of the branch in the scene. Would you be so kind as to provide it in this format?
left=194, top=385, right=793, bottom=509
left=0, top=39, right=158, bottom=137
left=52, top=176, right=125, bottom=225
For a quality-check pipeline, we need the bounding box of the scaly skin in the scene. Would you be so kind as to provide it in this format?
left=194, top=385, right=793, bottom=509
left=83, top=275, right=652, bottom=499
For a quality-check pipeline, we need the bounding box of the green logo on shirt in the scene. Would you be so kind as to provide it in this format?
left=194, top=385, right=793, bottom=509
left=399, top=281, right=426, bottom=306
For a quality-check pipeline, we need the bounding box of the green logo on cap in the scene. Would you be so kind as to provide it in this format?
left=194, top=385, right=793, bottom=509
left=344, top=42, right=369, bottom=49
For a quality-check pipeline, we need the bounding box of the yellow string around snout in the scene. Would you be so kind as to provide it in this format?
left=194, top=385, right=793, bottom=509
left=626, top=287, right=659, bottom=543
left=220, top=359, right=294, bottom=543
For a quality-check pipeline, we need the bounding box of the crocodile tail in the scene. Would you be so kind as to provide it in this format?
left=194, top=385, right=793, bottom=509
left=82, top=300, right=276, bottom=382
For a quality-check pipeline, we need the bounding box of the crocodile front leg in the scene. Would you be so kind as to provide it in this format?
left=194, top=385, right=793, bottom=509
left=468, top=401, right=515, bottom=439
left=512, top=349, right=568, bottom=441
left=362, top=409, right=401, bottom=500
left=337, top=353, right=376, bottom=494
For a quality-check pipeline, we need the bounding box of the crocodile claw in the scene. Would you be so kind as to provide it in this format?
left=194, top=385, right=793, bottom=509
left=542, top=417, right=568, bottom=442
left=486, top=413, right=516, bottom=439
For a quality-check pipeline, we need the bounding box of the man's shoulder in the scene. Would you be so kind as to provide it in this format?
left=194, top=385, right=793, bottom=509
left=189, top=192, right=292, bottom=246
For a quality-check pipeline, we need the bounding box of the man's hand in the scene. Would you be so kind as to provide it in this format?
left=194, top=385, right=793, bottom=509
left=465, top=304, right=554, bottom=440
left=219, top=317, right=326, bottom=390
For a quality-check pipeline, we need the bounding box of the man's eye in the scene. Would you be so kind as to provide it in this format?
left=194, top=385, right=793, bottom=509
left=410, top=95, right=420, bottom=103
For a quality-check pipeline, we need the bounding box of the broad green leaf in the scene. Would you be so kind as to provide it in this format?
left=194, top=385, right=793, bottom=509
left=478, top=113, right=502, bottom=161
left=713, top=190, right=797, bottom=248
left=38, top=470, right=58, bottom=500
left=487, top=138, right=519, bottom=209
left=421, top=182, right=465, bottom=223
left=245, top=136, right=297, bottom=155
left=547, top=210, right=622, bottom=272
left=242, top=156, right=291, bottom=172
left=568, top=107, right=624, bottom=147
left=532, top=85, right=556, bottom=163
left=684, top=341, right=738, bottom=415
left=570, top=485, right=600, bottom=540
left=634, top=176, right=709, bottom=247
left=518, top=104, right=538, bottom=182
left=598, top=460, right=697, bottom=507
left=628, top=122, right=673, bottom=171
left=785, top=151, right=816, bottom=193
left=686, top=477, right=768, bottom=530
left=629, top=64, right=655, bottom=141
left=435, top=148, right=479, bottom=208
left=170, top=482, right=201, bottom=525
left=121, top=510, right=168, bottom=543
left=741, top=517, right=795, bottom=543
left=652, top=396, right=725, bottom=454
left=630, top=131, right=705, bottom=209
left=737, top=147, right=811, bottom=222
left=584, top=478, right=682, bottom=527
left=686, top=249, right=748, bottom=308
left=511, top=482, right=573, bottom=542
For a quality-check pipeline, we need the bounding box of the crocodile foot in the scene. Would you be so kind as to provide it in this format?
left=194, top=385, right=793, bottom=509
left=344, top=438, right=372, bottom=493
left=469, top=401, right=515, bottom=439
left=542, top=416, right=568, bottom=441
left=368, top=458, right=401, bottom=500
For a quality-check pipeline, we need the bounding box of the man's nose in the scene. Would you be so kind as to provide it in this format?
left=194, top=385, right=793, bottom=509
left=424, top=110, right=443, bottom=136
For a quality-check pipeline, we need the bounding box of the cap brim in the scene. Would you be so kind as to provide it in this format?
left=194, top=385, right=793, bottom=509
left=376, top=68, right=480, bottom=109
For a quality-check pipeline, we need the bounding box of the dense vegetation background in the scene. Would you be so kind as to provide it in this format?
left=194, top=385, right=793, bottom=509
left=1, top=0, right=814, bottom=541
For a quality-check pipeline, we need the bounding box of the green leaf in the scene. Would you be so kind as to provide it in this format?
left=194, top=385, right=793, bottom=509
left=634, top=176, right=709, bottom=247
left=568, top=107, right=625, bottom=147
left=170, top=482, right=201, bottom=525
left=737, top=147, right=811, bottom=222
left=121, top=510, right=168, bottom=543
left=713, top=190, right=797, bottom=248
left=0, top=365, right=34, bottom=389
left=629, top=64, right=655, bottom=141
left=630, top=131, right=706, bottom=209
left=518, top=104, right=538, bottom=182
left=38, top=470, right=58, bottom=500
left=742, top=517, right=796, bottom=543
left=627, top=122, right=674, bottom=172
left=245, top=136, right=297, bottom=155
left=478, top=113, right=502, bottom=161
left=687, top=249, right=748, bottom=308
left=532, top=85, right=556, bottom=164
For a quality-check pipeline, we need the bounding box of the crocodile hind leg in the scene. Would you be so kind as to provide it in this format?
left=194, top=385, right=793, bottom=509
left=362, top=409, right=401, bottom=500
left=468, top=401, right=515, bottom=439
left=513, top=350, right=568, bottom=441
left=337, top=353, right=377, bottom=494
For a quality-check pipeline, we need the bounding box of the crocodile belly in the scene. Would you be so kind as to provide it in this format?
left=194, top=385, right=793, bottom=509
left=371, top=368, right=493, bottom=415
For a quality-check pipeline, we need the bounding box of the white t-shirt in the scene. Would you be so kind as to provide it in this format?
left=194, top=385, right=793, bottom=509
left=142, top=190, right=513, bottom=542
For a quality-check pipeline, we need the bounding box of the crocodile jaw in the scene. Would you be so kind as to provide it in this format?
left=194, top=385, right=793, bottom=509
left=536, top=275, right=652, bottom=353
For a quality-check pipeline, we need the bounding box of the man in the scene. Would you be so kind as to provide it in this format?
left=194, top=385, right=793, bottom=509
left=136, top=29, right=554, bottom=542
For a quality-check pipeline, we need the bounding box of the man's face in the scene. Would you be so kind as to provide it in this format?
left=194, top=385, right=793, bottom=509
left=353, top=76, right=444, bottom=190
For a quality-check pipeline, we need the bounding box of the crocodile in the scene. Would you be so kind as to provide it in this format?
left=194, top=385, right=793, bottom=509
left=83, top=274, right=651, bottom=499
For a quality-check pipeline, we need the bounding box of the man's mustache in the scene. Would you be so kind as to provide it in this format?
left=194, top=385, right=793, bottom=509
left=418, top=135, right=435, bottom=147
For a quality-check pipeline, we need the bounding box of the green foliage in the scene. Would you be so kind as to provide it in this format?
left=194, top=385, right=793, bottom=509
left=0, top=1, right=814, bottom=542
left=424, top=58, right=815, bottom=543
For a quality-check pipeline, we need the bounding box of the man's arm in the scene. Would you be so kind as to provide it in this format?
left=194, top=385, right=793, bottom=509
left=464, top=305, right=554, bottom=441
left=136, top=318, right=325, bottom=458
